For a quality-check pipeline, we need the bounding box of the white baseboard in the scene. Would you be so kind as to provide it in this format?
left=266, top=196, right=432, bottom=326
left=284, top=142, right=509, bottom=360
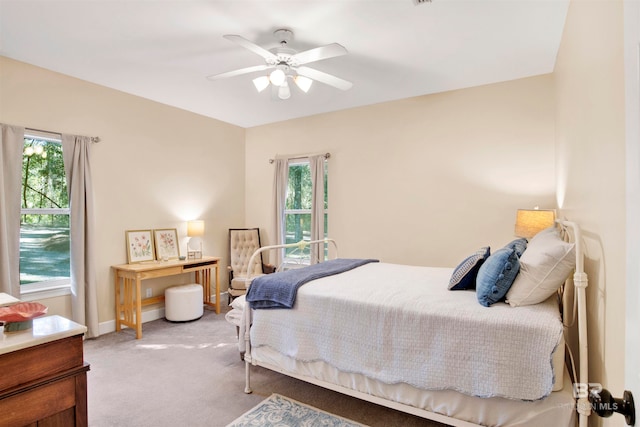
left=99, top=307, right=166, bottom=336
left=98, top=292, right=228, bottom=336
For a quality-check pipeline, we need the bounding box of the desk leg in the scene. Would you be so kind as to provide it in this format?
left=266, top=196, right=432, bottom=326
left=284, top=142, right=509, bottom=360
left=115, top=274, right=121, bottom=332
left=198, top=265, right=220, bottom=314
left=135, top=278, right=143, bottom=339
left=118, top=276, right=142, bottom=338
left=215, top=263, right=220, bottom=314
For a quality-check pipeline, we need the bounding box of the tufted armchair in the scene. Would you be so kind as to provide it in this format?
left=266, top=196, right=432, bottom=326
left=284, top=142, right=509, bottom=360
left=227, top=228, right=275, bottom=303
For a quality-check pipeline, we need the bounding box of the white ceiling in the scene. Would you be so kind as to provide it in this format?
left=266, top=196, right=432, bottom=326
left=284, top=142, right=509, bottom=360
left=0, top=0, right=569, bottom=128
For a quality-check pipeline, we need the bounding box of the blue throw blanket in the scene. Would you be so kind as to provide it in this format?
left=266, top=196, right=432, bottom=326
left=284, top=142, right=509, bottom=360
left=246, top=258, right=379, bottom=309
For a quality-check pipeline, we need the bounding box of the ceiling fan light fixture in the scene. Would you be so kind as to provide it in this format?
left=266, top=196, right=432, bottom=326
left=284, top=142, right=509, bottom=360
left=210, top=31, right=351, bottom=101
left=252, top=76, right=270, bottom=92
left=278, top=81, right=291, bottom=100
left=294, top=75, right=313, bottom=93
left=269, top=68, right=286, bottom=86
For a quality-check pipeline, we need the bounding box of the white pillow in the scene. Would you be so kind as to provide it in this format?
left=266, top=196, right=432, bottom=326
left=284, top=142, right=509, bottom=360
left=506, top=227, right=575, bottom=307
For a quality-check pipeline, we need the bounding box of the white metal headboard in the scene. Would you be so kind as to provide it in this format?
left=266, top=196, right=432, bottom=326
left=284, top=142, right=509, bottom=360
left=556, top=219, right=590, bottom=427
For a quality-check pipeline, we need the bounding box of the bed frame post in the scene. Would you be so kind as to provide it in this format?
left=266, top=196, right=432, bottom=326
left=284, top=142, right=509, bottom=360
left=244, top=298, right=252, bottom=394
left=242, top=238, right=338, bottom=395
left=557, top=220, right=591, bottom=427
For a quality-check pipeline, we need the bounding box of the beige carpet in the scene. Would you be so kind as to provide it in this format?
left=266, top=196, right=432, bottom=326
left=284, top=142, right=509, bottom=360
left=84, top=306, right=447, bottom=427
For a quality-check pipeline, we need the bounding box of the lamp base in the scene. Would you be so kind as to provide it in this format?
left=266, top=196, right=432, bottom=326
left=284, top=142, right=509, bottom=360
left=187, top=237, right=203, bottom=260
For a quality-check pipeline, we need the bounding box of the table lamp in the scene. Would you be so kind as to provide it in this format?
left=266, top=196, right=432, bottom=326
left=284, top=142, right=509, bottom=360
left=187, top=220, right=205, bottom=259
left=514, top=208, right=556, bottom=239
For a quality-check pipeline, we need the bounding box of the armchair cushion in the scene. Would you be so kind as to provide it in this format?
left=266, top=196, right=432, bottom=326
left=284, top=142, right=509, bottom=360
left=231, top=274, right=265, bottom=291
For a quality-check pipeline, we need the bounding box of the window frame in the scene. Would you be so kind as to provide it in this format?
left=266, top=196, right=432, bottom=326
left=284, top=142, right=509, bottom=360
left=19, top=134, right=71, bottom=299
left=282, top=159, right=328, bottom=265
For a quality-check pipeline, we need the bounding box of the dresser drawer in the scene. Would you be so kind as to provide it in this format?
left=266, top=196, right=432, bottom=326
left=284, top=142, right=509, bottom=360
left=0, top=335, right=83, bottom=391
left=0, top=375, right=75, bottom=427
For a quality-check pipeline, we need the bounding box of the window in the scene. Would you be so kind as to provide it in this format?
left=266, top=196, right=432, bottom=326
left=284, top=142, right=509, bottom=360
left=20, top=135, right=70, bottom=294
left=284, top=160, right=328, bottom=262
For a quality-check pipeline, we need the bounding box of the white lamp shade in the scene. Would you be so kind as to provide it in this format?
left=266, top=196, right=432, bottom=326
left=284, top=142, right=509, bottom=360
left=278, top=81, right=291, bottom=100
left=187, top=220, right=205, bottom=237
left=514, top=209, right=556, bottom=238
left=294, top=75, right=313, bottom=93
left=252, top=76, right=270, bottom=92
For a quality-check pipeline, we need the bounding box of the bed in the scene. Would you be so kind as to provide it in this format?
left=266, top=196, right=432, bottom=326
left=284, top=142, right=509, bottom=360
left=230, top=220, right=590, bottom=427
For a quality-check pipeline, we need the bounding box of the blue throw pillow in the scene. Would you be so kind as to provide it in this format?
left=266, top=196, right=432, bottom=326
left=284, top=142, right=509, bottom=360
left=476, top=246, right=521, bottom=307
left=448, top=247, right=490, bottom=290
left=504, top=238, right=528, bottom=257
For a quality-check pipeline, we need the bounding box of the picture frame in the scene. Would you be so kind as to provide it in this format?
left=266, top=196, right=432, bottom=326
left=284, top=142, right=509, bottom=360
left=126, top=230, right=155, bottom=263
left=153, top=228, right=180, bottom=260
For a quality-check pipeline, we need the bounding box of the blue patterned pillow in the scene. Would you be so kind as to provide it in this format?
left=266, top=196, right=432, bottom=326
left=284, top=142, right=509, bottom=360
left=476, top=246, right=520, bottom=307
left=448, top=246, right=490, bottom=290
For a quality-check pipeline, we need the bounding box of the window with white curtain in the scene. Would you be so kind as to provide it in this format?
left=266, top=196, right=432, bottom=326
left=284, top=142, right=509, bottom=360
left=20, top=134, right=71, bottom=294
left=284, top=159, right=328, bottom=262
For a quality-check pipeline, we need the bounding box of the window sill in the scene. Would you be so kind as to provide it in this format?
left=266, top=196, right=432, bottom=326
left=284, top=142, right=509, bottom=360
left=20, top=284, right=71, bottom=301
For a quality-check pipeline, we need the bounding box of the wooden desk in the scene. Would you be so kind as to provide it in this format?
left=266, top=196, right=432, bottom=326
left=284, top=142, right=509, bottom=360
left=0, top=315, right=89, bottom=427
left=112, top=256, right=220, bottom=339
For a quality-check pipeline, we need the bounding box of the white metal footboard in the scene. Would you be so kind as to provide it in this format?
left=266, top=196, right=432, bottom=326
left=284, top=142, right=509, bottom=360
left=242, top=238, right=338, bottom=393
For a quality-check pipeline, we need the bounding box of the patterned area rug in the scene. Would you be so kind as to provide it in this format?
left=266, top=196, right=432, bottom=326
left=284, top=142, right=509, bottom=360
left=226, top=393, right=369, bottom=427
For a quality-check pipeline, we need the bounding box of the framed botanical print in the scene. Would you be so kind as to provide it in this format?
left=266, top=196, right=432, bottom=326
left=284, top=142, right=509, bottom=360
left=154, top=228, right=180, bottom=260
left=126, top=230, right=155, bottom=263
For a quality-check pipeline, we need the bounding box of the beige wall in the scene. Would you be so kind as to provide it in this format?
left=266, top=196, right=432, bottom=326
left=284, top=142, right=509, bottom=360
left=246, top=75, right=557, bottom=268
left=554, top=0, right=626, bottom=426
left=0, top=56, right=245, bottom=328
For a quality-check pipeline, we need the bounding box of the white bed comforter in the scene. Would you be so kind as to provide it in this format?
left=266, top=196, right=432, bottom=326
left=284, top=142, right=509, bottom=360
left=248, top=262, right=564, bottom=401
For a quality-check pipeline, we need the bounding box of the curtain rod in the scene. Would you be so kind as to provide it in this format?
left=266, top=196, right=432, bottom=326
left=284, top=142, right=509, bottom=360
left=25, top=127, right=101, bottom=143
left=269, top=152, right=330, bottom=164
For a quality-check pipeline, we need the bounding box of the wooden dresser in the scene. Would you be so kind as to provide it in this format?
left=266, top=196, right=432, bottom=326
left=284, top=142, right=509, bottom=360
left=0, top=315, right=89, bottom=427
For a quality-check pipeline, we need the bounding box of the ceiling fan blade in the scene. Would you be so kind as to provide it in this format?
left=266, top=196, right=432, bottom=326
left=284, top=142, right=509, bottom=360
left=291, top=43, right=348, bottom=65
left=223, top=34, right=278, bottom=61
left=206, top=64, right=272, bottom=80
left=296, top=66, right=353, bottom=91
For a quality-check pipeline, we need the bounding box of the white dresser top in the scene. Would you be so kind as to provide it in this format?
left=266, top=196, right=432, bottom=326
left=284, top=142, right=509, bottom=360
left=0, top=315, right=87, bottom=355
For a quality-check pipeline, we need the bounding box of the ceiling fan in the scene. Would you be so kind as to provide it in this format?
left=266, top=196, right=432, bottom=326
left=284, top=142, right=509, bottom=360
left=206, top=29, right=353, bottom=100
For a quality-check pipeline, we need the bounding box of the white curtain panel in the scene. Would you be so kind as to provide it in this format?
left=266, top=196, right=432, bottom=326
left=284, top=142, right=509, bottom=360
left=309, top=155, right=326, bottom=264
left=62, top=134, right=99, bottom=338
left=273, top=158, right=289, bottom=268
left=0, top=124, right=25, bottom=297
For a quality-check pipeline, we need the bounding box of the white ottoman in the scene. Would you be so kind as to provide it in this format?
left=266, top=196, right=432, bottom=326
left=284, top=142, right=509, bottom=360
left=165, top=284, right=203, bottom=322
